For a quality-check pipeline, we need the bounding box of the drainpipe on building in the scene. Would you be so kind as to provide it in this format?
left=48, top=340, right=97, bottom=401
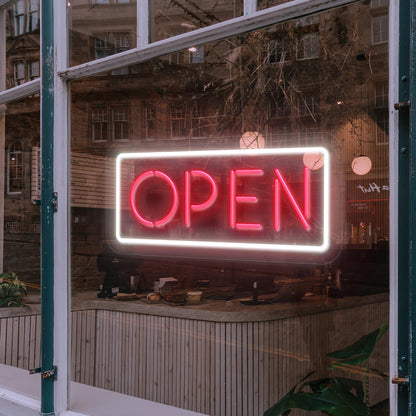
left=40, top=0, right=55, bottom=413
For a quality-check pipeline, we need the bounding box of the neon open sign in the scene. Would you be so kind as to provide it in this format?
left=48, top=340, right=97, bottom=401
left=116, top=147, right=330, bottom=258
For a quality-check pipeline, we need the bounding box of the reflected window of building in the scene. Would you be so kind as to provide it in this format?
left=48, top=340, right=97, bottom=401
left=94, top=33, right=130, bottom=74
left=296, top=32, right=319, bottom=60
left=13, top=60, right=39, bottom=86
left=94, top=34, right=111, bottom=59
left=92, top=106, right=108, bottom=142
left=268, top=38, right=289, bottom=64
left=13, top=0, right=25, bottom=35
left=7, top=143, right=23, bottom=195
left=14, top=62, right=25, bottom=85
left=296, top=94, right=320, bottom=117
left=374, top=81, right=388, bottom=107
left=170, top=105, right=188, bottom=138
left=372, top=14, right=388, bottom=44
left=144, top=103, right=156, bottom=140
left=12, top=0, right=39, bottom=36
left=27, top=0, right=38, bottom=32
left=94, top=32, right=130, bottom=59
left=92, top=104, right=129, bottom=142
left=28, top=61, right=40, bottom=80
left=112, top=105, right=129, bottom=141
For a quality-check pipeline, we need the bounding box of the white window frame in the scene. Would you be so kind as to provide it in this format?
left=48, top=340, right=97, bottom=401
left=0, top=1, right=400, bottom=415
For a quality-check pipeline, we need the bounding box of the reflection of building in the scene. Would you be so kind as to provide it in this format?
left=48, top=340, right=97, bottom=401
left=3, top=0, right=389, bottom=291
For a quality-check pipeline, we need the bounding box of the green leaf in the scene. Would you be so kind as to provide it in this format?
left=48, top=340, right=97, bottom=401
left=327, top=324, right=388, bottom=366
left=306, top=377, right=364, bottom=403
left=319, top=379, right=369, bottom=416
left=264, top=392, right=336, bottom=416
left=0, top=297, right=11, bottom=306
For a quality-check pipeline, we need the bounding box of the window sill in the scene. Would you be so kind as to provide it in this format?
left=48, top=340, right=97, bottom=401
left=0, top=364, right=207, bottom=416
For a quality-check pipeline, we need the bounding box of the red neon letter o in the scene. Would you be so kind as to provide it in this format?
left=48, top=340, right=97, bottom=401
left=130, top=170, right=179, bottom=228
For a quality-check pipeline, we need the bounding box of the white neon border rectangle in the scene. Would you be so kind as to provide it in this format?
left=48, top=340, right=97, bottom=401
left=116, top=147, right=330, bottom=254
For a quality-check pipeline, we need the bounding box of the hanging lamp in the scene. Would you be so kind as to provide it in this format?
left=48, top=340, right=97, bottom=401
left=352, top=54, right=372, bottom=176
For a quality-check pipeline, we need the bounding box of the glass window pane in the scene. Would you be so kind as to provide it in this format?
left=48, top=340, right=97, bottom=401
left=0, top=97, right=41, bottom=372
left=70, top=2, right=389, bottom=415
left=69, top=0, right=137, bottom=66
left=150, top=0, right=244, bottom=42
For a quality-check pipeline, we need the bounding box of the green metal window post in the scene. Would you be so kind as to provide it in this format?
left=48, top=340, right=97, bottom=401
left=397, top=0, right=416, bottom=413
left=40, top=0, right=55, bottom=413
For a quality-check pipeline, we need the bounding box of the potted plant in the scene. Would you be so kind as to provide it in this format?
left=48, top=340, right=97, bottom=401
left=0, top=272, right=27, bottom=307
left=264, top=323, right=389, bottom=416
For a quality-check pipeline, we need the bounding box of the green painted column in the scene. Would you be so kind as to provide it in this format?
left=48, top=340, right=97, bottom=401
left=40, top=0, right=55, bottom=412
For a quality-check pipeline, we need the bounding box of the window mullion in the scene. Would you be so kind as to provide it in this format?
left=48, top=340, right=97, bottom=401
left=244, top=0, right=256, bottom=15
left=0, top=79, right=40, bottom=105
left=137, top=0, right=149, bottom=48
left=53, top=0, right=70, bottom=411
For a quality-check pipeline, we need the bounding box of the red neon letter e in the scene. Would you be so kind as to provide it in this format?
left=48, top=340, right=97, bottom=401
left=274, top=167, right=310, bottom=231
left=130, top=170, right=179, bottom=228
left=230, top=169, right=263, bottom=231
left=184, top=170, right=218, bottom=228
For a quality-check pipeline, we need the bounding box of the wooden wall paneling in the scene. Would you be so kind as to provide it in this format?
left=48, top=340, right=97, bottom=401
left=5, top=318, right=13, bottom=365
left=127, top=313, right=135, bottom=397
left=247, top=322, right=254, bottom=416
left=241, top=322, right=248, bottom=416
left=261, top=321, right=270, bottom=413
left=0, top=319, right=6, bottom=364
left=88, top=310, right=97, bottom=386
left=100, top=310, right=109, bottom=390
left=11, top=317, right=19, bottom=366
left=208, top=321, right=216, bottom=416
left=70, top=311, right=77, bottom=381
left=80, top=310, right=88, bottom=384
left=0, top=300, right=390, bottom=416
left=253, top=322, right=260, bottom=414
left=144, top=314, right=152, bottom=400
left=214, top=322, right=221, bottom=416
left=17, top=316, right=24, bottom=368
left=158, top=315, right=164, bottom=404
left=165, top=317, right=173, bottom=406
left=191, top=319, right=197, bottom=412
left=174, top=316, right=180, bottom=407
left=22, top=316, right=30, bottom=370
left=235, top=321, right=242, bottom=416
left=34, top=314, right=41, bottom=369
left=183, top=318, right=190, bottom=409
